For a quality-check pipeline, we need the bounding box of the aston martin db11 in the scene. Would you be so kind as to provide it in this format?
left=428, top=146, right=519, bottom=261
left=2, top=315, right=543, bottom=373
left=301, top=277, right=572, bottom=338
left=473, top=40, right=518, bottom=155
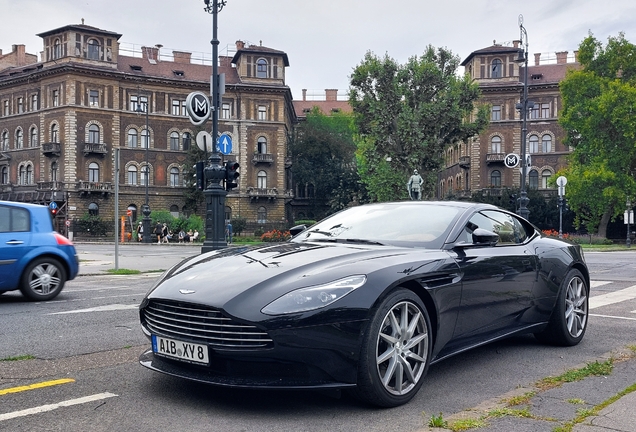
left=139, top=201, right=589, bottom=407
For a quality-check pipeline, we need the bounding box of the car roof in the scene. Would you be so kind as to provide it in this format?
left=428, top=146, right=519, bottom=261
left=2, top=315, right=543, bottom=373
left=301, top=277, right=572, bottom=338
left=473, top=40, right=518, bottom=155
left=0, top=200, right=48, bottom=210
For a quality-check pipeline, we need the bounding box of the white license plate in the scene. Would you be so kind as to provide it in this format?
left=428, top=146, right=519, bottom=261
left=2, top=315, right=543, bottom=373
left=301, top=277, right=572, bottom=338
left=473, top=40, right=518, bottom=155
left=152, top=335, right=209, bottom=365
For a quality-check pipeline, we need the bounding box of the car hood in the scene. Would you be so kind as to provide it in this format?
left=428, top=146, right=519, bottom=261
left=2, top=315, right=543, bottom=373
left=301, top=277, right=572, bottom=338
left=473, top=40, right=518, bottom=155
left=144, top=242, right=449, bottom=315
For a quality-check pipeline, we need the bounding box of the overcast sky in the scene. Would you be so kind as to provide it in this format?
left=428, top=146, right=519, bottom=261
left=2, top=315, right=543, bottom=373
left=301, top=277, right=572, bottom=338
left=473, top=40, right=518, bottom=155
left=2, top=0, right=636, bottom=100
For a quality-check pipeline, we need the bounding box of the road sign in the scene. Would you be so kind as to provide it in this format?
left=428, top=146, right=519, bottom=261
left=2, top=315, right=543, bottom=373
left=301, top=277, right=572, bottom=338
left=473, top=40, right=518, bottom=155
left=126, top=209, right=132, bottom=217
left=504, top=153, right=520, bottom=168
left=49, top=201, right=58, bottom=210
left=556, top=176, right=567, bottom=187
left=185, top=91, right=211, bottom=126
left=196, top=131, right=214, bottom=152
left=218, top=134, right=233, bottom=155
left=65, top=220, right=71, bottom=227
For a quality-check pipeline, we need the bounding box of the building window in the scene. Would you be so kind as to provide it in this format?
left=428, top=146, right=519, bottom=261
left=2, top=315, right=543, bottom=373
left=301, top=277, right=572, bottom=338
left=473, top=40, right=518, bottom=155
left=3, top=100, right=9, bottom=116
left=1, top=166, right=8, bottom=184
left=128, top=129, right=138, bottom=148
left=141, top=165, right=149, bottom=186
left=541, top=103, right=550, bottom=118
left=89, top=90, right=99, bottom=106
left=491, top=59, right=503, bottom=78
left=26, top=164, right=33, bottom=184
left=182, top=132, right=191, bottom=151
left=257, top=170, right=267, bottom=189
left=257, top=136, right=267, bottom=154
left=529, top=169, right=539, bottom=189
left=170, top=132, right=179, bottom=150
left=141, top=129, right=149, bottom=148
left=128, top=205, right=138, bottom=222
left=490, top=170, right=501, bottom=187
left=221, top=103, right=231, bottom=119
left=88, top=124, right=100, bottom=143
left=257, top=206, right=267, bottom=223
left=257, top=105, right=267, bottom=120
left=490, top=136, right=501, bottom=153
left=53, top=39, right=62, bottom=60
left=31, top=94, right=38, bottom=111
left=170, top=205, right=179, bottom=218
left=1, top=131, right=7, bottom=150
left=491, top=105, right=501, bottom=121
left=29, top=127, right=38, bottom=147
left=19, top=165, right=26, bottom=185
left=307, top=183, right=315, bottom=198
left=256, top=58, right=268, bottom=78
left=51, top=162, right=58, bottom=182
left=128, top=166, right=138, bottom=185
left=88, top=202, right=99, bottom=216
left=51, top=123, right=59, bottom=142
left=87, top=40, right=100, bottom=60
left=171, top=99, right=186, bottom=116
left=528, top=135, right=539, bottom=153
left=52, top=89, right=60, bottom=107
left=88, top=162, right=99, bottom=182
left=170, top=167, right=180, bottom=187
left=529, top=104, right=539, bottom=119
left=17, top=97, right=24, bottom=113
left=542, top=135, right=552, bottom=153
left=15, top=129, right=23, bottom=149
left=541, top=170, right=552, bottom=189
left=131, top=95, right=148, bottom=112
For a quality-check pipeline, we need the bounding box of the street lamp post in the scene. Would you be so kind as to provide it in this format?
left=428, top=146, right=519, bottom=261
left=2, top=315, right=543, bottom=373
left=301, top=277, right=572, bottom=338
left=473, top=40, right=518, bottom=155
left=515, top=15, right=534, bottom=220
left=136, top=93, right=152, bottom=243
left=626, top=198, right=633, bottom=248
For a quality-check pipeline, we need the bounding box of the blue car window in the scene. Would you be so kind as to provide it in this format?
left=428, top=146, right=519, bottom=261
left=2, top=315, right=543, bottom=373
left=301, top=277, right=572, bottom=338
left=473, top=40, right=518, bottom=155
left=12, top=208, right=30, bottom=232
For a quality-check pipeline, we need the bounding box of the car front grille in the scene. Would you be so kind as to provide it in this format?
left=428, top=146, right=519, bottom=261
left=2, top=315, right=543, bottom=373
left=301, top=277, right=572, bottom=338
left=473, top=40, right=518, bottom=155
left=142, top=300, right=274, bottom=350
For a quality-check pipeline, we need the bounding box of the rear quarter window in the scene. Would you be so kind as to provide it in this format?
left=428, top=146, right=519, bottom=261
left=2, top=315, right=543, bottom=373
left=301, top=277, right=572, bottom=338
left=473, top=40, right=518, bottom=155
left=0, top=206, right=31, bottom=232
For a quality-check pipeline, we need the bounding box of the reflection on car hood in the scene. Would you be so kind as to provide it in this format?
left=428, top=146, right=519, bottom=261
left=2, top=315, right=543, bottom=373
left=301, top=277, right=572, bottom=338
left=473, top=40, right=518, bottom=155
left=146, top=242, right=441, bottom=310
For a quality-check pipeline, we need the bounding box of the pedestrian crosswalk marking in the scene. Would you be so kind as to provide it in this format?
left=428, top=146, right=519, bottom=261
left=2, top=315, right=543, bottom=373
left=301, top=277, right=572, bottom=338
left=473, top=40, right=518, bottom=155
left=590, top=281, right=611, bottom=288
left=0, top=393, right=117, bottom=421
left=589, top=285, right=636, bottom=309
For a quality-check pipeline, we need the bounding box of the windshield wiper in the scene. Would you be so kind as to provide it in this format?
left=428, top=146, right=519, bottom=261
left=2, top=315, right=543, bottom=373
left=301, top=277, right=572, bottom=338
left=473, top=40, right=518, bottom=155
left=342, top=238, right=384, bottom=246
left=305, top=229, right=333, bottom=237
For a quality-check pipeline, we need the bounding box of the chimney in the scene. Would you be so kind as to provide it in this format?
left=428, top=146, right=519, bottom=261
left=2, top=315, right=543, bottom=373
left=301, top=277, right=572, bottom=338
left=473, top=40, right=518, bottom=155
left=513, top=40, right=520, bottom=49
left=172, top=51, right=191, bottom=64
left=302, top=89, right=307, bottom=101
left=534, top=53, right=541, bottom=66
left=325, top=89, right=338, bottom=101
left=12, top=44, right=26, bottom=65
left=556, top=51, right=568, bottom=64
left=142, top=46, right=159, bottom=61
left=574, top=50, right=579, bottom=63
left=235, top=40, right=245, bottom=51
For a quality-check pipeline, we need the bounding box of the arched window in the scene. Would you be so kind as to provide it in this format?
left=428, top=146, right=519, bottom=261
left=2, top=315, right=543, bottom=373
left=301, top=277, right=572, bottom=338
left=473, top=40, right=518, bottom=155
left=296, top=184, right=305, bottom=198
left=19, top=165, right=26, bottom=185
left=128, top=204, right=138, bottom=222
left=26, top=164, right=32, bottom=184
left=88, top=124, right=100, bottom=143
left=257, top=136, right=267, bottom=154
left=225, top=206, right=232, bottom=222
left=128, top=166, right=138, bottom=185
left=53, top=39, right=62, bottom=60
left=491, top=59, right=503, bottom=78
left=51, top=161, right=58, bottom=182
left=307, top=183, right=315, bottom=198
left=141, top=128, right=149, bottom=149
left=170, top=132, right=179, bottom=150
left=170, top=167, right=179, bottom=187
left=529, top=169, right=539, bottom=189
left=51, top=123, right=59, bottom=142
left=491, top=136, right=501, bottom=153
left=256, top=58, right=268, bottom=78
left=15, top=129, right=23, bottom=149
left=30, top=127, right=38, bottom=147
left=182, top=132, right=191, bottom=151
left=257, top=206, right=267, bottom=223
left=170, top=205, right=179, bottom=218
left=141, top=164, right=149, bottom=186
left=128, top=129, right=138, bottom=148
left=541, top=170, right=552, bottom=189
left=88, top=162, right=99, bottom=182
left=257, top=170, right=267, bottom=189
left=541, top=135, right=552, bottom=153
left=1, top=166, right=8, bottom=184
left=87, top=39, right=100, bottom=60
left=1, top=131, right=8, bottom=150
left=528, top=135, right=539, bottom=153
left=88, top=202, right=99, bottom=216
left=490, top=170, right=501, bottom=187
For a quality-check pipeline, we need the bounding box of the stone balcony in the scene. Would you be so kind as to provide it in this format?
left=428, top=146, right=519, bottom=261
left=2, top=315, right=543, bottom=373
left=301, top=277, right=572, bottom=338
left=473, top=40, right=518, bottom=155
left=252, top=153, right=274, bottom=165
left=42, top=142, right=62, bottom=156
left=82, top=143, right=108, bottom=156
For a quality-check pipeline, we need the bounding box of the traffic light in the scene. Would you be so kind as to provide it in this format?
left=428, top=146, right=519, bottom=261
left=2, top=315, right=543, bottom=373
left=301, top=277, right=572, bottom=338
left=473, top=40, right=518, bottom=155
left=225, top=161, right=239, bottom=191
left=195, top=161, right=205, bottom=190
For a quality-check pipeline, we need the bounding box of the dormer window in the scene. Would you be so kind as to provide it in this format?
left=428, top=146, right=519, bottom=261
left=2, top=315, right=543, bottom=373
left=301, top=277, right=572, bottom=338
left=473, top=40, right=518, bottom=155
left=53, top=39, right=62, bottom=60
left=491, top=59, right=503, bottom=78
left=173, top=70, right=184, bottom=77
left=130, top=65, right=143, bottom=71
left=87, top=39, right=100, bottom=60
left=531, top=74, right=543, bottom=80
left=256, top=58, right=268, bottom=78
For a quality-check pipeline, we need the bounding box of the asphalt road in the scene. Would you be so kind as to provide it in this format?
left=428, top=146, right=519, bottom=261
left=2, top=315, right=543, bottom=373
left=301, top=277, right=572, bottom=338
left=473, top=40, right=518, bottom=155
left=0, top=245, right=634, bottom=431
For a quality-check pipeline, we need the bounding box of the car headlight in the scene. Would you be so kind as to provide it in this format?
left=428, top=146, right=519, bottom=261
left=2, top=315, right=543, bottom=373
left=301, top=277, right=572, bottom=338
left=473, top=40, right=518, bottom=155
left=261, top=275, right=367, bottom=315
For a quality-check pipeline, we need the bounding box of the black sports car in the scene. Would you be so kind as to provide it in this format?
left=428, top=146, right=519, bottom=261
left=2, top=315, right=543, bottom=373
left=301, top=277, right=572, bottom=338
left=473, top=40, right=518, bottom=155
left=139, top=201, right=589, bottom=407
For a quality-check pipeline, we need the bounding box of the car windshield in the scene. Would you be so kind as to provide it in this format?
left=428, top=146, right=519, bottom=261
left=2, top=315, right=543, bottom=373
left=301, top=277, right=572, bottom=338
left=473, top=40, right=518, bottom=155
left=291, top=203, right=462, bottom=249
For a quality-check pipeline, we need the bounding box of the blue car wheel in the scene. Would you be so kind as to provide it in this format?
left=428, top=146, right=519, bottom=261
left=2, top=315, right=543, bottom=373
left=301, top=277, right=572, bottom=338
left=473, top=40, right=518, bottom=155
left=20, top=257, right=67, bottom=301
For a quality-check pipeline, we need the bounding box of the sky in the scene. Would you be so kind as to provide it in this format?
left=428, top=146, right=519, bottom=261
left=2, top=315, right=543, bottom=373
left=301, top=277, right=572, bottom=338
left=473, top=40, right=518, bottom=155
left=2, top=0, right=636, bottom=100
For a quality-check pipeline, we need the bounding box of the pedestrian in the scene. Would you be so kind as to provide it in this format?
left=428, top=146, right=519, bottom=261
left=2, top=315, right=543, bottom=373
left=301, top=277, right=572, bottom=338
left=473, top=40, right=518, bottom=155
left=137, top=222, right=143, bottom=242
left=192, top=230, right=199, bottom=242
left=186, top=230, right=193, bottom=242
left=154, top=221, right=163, bottom=244
left=161, top=223, right=169, bottom=243
left=226, top=222, right=233, bottom=243
left=178, top=230, right=185, bottom=243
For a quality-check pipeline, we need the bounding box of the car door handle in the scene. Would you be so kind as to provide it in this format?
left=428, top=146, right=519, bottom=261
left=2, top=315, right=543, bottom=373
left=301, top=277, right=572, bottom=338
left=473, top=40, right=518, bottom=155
left=6, top=240, right=24, bottom=245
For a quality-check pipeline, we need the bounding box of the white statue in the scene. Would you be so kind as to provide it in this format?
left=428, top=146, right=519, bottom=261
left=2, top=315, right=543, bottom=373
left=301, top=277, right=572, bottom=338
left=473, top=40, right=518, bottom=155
left=407, top=170, right=424, bottom=200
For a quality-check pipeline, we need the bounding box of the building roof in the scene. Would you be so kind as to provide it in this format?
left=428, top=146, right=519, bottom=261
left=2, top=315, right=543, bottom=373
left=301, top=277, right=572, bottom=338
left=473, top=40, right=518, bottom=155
left=231, top=44, right=290, bottom=66
left=461, top=43, right=521, bottom=66
left=36, top=23, right=122, bottom=40
left=116, top=55, right=239, bottom=84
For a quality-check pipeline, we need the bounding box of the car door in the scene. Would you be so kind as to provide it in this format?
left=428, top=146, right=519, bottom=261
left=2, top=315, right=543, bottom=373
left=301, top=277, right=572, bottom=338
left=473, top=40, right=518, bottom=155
left=450, top=209, right=538, bottom=344
left=0, top=205, right=32, bottom=290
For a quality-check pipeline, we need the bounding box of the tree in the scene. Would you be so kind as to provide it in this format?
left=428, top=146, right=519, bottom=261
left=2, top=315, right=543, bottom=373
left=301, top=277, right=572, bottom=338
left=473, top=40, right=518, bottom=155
left=558, top=32, right=636, bottom=237
left=182, top=137, right=207, bottom=215
left=349, top=47, right=489, bottom=201
left=289, top=108, right=364, bottom=218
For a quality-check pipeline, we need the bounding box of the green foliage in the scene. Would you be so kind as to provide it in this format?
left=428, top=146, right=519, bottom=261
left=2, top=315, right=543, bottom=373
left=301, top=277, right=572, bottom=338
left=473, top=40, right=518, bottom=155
left=349, top=46, right=489, bottom=202
left=181, top=133, right=207, bottom=215
left=293, top=219, right=317, bottom=227
left=289, top=108, right=365, bottom=217
left=428, top=413, right=447, bottom=428
left=75, top=213, right=109, bottom=236
left=230, top=217, right=247, bottom=236
left=559, top=32, right=636, bottom=236
left=147, top=210, right=203, bottom=238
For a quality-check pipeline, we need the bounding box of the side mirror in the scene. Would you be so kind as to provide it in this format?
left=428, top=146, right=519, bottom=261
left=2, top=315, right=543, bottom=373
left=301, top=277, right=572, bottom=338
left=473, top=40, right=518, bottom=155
left=472, top=228, right=499, bottom=246
left=289, top=224, right=307, bottom=237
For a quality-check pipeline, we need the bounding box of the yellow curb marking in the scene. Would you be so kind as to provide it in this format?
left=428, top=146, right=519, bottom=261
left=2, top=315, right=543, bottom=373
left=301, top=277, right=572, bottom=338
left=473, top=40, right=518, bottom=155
left=0, top=378, right=75, bottom=396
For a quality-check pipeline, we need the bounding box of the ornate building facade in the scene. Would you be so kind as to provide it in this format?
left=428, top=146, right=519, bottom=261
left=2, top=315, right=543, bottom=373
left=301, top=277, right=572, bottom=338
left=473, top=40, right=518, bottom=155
left=0, top=22, right=295, bottom=235
left=439, top=41, right=579, bottom=201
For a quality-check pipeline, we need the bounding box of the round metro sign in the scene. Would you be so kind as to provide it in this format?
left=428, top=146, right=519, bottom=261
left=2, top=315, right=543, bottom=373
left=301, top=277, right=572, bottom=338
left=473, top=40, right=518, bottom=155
left=185, top=91, right=211, bottom=126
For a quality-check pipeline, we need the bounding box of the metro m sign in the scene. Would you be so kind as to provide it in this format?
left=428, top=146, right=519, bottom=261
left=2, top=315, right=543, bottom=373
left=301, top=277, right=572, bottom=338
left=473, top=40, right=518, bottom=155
left=185, top=91, right=211, bottom=126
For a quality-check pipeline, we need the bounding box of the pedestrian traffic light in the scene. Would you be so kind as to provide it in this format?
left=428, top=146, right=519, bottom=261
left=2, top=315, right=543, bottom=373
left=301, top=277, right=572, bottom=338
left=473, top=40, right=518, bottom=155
left=225, top=161, right=239, bottom=191
left=195, top=161, right=205, bottom=190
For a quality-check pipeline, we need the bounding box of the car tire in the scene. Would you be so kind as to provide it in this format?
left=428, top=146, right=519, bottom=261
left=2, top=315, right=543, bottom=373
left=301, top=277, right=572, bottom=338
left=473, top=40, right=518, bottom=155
left=535, top=268, right=588, bottom=346
left=19, top=257, right=67, bottom=301
left=354, top=288, right=432, bottom=407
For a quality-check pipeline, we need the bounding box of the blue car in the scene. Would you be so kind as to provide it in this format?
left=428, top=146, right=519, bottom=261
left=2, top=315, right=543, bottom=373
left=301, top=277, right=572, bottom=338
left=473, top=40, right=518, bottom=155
left=0, top=201, right=79, bottom=301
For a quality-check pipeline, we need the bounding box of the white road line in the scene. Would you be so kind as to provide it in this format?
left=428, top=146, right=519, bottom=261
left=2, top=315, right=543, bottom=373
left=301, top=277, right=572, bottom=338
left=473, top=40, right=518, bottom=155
left=0, top=393, right=117, bottom=421
left=589, top=285, right=636, bottom=309
left=590, top=281, right=612, bottom=288
left=590, top=313, right=636, bottom=321
left=47, top=304, right=139, bottom=315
